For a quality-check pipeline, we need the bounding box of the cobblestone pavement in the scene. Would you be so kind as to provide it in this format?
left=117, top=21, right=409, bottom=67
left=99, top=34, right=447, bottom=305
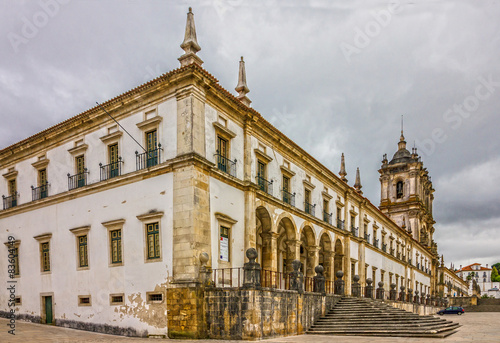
left=1, top=312, right=499, bottom=343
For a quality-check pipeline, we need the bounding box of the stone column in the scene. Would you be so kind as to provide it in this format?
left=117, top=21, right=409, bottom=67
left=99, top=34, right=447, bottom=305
left=322, top=251, right=334, bottom=283
left=307, top=245, right=320, bottom=278
left=244, top=190, right=257, bottom=253
left=343, top=235, right=351, bottom=295
left=176, top=85, right=206, bottom=157
left=290, top=260, right=304, bottom=294
left=261, top=232, right=278, bottom=287
left=285, top=240, right=301, bottom=273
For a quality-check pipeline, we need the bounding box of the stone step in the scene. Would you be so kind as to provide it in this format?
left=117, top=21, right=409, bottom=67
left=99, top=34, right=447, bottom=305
left=307, top=296, right=459, bottom=338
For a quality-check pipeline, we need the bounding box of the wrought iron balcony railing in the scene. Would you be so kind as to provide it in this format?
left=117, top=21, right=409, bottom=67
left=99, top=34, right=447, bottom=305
left=390, top=248, right=395, bottom=255
left=304, top=202, right=315, bottom=216
left=136, top=145, right=162, bottom=171
left=337, top=219, right=345, bottom=230
left=364, top=233, right=370, bottom=243
left=408, top=258, right=412, bottom=265
left=350, top=226, right=359, bottom=237
left=382, top=243, right=387, bottom=253
left=282, top=189, right=295, bottom=207
left=323, top=212, right=332, bottom=225
left=2, top=193, right=18, bottom=210
left=417, top=262, right=420, bottom=269
left=31, top=182, right=48, bottom=201
left=68, top=170, right=89, bottom=190
left=214, top=152, right=236, bottom=177
left=397, top=251, right=401, bottom=259
left=256, top=175, right=273, bottom=195
left=374, top=238, right=379, bottom=248
left=100, top=158, right=124, bottom=181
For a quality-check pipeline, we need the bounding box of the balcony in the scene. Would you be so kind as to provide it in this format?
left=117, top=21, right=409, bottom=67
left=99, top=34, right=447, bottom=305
left=304, top=202, right=315, bottom=216
left=100, top=159, right=124, bottom=181
left=364, top=233, right=370, bottom=244
left=256, top=175, right=273, bottom=195
left=136, top=145, right=162, bottom=171
left=350, top=226, right=359, bottom=237
left=373, top=238, right=379, bottom=248
left=323, top=211, right=332, bottom=225
left=397, top=251, right=401, bottom=259
left=2, top=193, right=18, bottom=210
left=337, top=219, right=345, bottom=230
left=390, top=248, right=395, bottom=255
left=402, top=255, right=406, bottom=262
left=68, top=170, right=89, bottom=190
left=282, top=189, right=295, bottom=207
left=382, top=243, right=387, bottom=253
left=214, top=152, right=236, bottom=177
left=31, top=183, right=49, bottom=201
left=417, top=262, right=420, bottom=269
left=408, top=258, right=412, bottom=265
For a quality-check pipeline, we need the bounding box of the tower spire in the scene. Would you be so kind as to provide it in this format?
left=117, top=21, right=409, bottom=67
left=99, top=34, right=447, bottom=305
left=354, top=167, right=362, bottom=194
left=339, top=153, right=348, bottom=182
left=235, top=56, right=251, bottom=106
left=179, top=7, right=203, bottom=67
left=398, top=115, right=406, bottom=150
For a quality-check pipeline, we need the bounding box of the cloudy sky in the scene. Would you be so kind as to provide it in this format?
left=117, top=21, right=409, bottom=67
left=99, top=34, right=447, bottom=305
left=1, top=0, right=499, bottom=269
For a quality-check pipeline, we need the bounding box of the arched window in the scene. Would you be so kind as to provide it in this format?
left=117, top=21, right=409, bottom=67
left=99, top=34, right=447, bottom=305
left=396, top=181, right=403, bottom=199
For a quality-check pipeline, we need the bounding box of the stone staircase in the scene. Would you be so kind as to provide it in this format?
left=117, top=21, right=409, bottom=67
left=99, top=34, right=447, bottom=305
left=307, top=296, right=460, bottom=338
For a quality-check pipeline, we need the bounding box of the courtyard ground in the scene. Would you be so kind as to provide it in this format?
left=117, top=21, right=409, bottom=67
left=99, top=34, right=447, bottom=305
left=0, top=312, right=499, bottom=343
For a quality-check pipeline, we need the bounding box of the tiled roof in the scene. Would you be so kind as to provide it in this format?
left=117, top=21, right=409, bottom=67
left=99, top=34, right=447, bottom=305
left=456, top=263, right=492, bottom=272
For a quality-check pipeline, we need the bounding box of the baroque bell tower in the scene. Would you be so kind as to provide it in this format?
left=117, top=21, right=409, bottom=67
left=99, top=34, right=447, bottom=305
left=378, top=127, right=436, bottom=253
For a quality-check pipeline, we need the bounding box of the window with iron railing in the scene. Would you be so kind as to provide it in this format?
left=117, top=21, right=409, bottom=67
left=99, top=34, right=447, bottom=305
left=2, top=193, right=18, bottom=210
left=382, top=243, right=387, bottom=252
left=350, top=226, right=358, bottom=237
left=68, top=169, right=89, bottom=190
left=282, top=189, right=295, bottom=207
left=100, top=158, right=124, bottom=181
left=215, top=151, right=236, bottom=177
left=32, top=182, right=49, bottom=201
left=337, top=219, right=345, bottom=230
left=304, top=202, right=315, bottom=216
left=136, top=145, right=162, bottom=170
left=323, top=211, right=332, bottom=225
left=374, top=238, right=379, bottom=248
left=256, top=175, right=273, bottom=195
left=364, top=233, right=370, bottom=243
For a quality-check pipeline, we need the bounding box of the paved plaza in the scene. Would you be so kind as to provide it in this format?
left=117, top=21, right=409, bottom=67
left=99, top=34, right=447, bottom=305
left=1, top=313, right=499, bottom=343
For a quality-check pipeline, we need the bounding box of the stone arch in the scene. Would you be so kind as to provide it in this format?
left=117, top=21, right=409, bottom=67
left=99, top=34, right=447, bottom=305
left=299, top=225, right=317, bottom=278
left=256, top=205, right=274, bottom=271
left=318, top=231, right=334, bottom=281
left=276, top=214, right=298, bottom=274
left=334, top=238, right=344, bottom=277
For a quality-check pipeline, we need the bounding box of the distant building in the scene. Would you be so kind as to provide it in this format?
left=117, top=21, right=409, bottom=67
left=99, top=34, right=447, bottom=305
left=456, top=263, right=500, bottom=294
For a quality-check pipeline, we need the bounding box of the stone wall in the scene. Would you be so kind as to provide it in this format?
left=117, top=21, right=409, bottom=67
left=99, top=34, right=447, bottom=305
left=385, top=300, right=441, bottom=316
left=205, top=287, right=340, bottom=340
left=166, top=286, right=207, bottom=339
left=448, top=296, right=478, bottom=307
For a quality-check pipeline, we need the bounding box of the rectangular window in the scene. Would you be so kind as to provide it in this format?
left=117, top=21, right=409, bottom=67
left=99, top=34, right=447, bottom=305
left=146, top=223, right=160, bottom=260
left=38, top=169, right=48, bottom=199
left=76, top=155, right=85, bottom=188
left=108, top=143, right=119, bottom=178
left=41, top=242, right=50, bottom=272
left=146, top=129, right=158, bottom=167
left=147, top=292, right=163, bottom=303
left=282, top=175, right=291, bottom=204
left=78, top=295, right=91, bottom=306
left=323, top=199, right=329, bottom=213
left=110, top=229, right=122, bottom=264
left=110, top=294, right=124, bottom=305
left=305, top=189, right=311, bottom=214
left=8, top=179, right=16, bottom=196
left=216, top=135, right=228, bottom=172
left=257, top=161, right=267, bottom=191
left=220, top=226, right=230, bottom=262
left=78, top=235, right=88, bottom=268
left=337, top=207, right=341, bottom=220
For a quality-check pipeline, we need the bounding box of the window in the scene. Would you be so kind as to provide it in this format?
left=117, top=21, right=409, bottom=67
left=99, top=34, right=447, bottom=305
left=257, top=160, right=267, bottom=191
left=76, top=155, right=86, bottom=188
left=146, top=129, right=158, bottom=167
left=34, top=233, right=52, bottom=273
left=304, top=189, right=312, bottom=214
left=5, top=239, right=21, bottom=277
left=147, top=292, right=164, bottom=304
left=15, top=297, right=21, bottom=305
left=220, top=226, right=230, bottom=262
left=396, top=181, right=403, bottom=199
left=282, top=175, right=292, bottom=204
left=5, top=178, right=18, bottom=208
left=78, top=235, right=88, bottom=268
left=110, top=229, right=122, bottom=264
left=146, top=223, right=160, bottom=260
left=110, top=293, right=124, bottom=305
left=8, top=179, right=16, bottom=197
left=78, top=295, right=91, bottom=306
left=41, top=242, right=50, bottom=272
left=38, top=169, right=48, bottom=199
left=137, top=211, right=164, bottom=263
left=216, top=135, right=229, bottom=173
left=214, top=212, right=237, bottom=266
left=108, top=143, right=120, bottom=178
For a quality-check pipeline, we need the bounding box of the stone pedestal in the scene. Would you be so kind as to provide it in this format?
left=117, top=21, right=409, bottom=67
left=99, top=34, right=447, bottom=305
left=389, top=283, right=397, bottom=301
left=290, top=259, right=304, bottom=294
left=313, top=265, right=326, bottom=294
left=352, top=275, right=361, bottom=297
left=365, top=278, right=374, bottom=299
left=334, top=271, right=345, bottom=295
left=243, top=248, right=261, bottom=288
left=376, top=281, right=385, bottom=300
